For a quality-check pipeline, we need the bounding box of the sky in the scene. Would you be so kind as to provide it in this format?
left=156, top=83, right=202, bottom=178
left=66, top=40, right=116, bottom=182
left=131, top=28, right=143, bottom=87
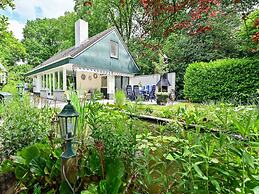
left=0, top=0, right=75, bottom=40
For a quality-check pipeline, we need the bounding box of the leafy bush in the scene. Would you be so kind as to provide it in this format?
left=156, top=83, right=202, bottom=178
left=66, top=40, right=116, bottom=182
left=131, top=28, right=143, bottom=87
left=239, top=9, right=259, bottom=55
left=115, top=90, right=126, bottom=109
left=135, top=127, right=259, bottom=194
left=0, top=143, right=62, bottom=193
left=184, top=58, right=259, bottom=103
left=0, top=95, right=53, bottom=160
left=2, top=64, right=32, bottom=94
left=156, top=92, right=168, bottom=105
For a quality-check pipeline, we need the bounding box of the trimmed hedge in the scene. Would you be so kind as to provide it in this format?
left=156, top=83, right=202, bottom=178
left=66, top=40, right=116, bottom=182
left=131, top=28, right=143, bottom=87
left=184, top=58, right=259, bottom=103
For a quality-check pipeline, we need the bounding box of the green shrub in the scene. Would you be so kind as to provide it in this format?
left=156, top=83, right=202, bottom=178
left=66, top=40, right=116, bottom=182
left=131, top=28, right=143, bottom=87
left=0, top=143, right=62, bottom=193
left=184, top=58, right=259, bottom=103
left=0, top=95, right=53, bottom=160
left=156, top=92, right=168, bottom=105
left=115, top=90, right=126, bottom=109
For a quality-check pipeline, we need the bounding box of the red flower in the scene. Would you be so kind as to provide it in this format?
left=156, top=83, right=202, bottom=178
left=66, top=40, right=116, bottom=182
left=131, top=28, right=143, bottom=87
left=141, top=0, right=148, bottom=8
left=204, top=26, right=212, bottom=31
left=210, top=10, right=219, bottom=17
left=252, top=32, right=259, bottom=43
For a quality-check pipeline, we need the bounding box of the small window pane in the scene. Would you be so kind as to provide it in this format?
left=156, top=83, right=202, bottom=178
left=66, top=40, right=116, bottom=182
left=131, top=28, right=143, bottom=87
left=110, top=41, right=118, bottom=58
left=60, top=72, right=63, bottom=90
left=55, top=72, right=58, bottom=89
left=41, top=75, right=44, bottom=89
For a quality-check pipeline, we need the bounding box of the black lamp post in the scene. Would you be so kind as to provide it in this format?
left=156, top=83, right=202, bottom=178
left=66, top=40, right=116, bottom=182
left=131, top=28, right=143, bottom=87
left=58, top=100, right=79, bottom=159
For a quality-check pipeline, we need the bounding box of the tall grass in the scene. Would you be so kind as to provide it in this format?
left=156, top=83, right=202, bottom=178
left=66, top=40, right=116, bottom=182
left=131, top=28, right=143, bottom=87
left=115, top=90, right=126, bottom=109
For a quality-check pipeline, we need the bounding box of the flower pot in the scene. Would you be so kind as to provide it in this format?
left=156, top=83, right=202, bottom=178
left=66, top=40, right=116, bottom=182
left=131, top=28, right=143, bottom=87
left=156, top=93, right=168, bottom=105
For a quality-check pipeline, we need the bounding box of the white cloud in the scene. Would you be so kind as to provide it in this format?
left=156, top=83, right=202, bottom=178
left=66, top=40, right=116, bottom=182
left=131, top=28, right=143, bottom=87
left=11, top=0, right=74, bottom=20
left=14, top=0, right=37, bottom=20
left=7, top=0, right=75, bottom=40
left=37, top=0, right=74, bottom=19
left=8, top=20, right=25, bottom=40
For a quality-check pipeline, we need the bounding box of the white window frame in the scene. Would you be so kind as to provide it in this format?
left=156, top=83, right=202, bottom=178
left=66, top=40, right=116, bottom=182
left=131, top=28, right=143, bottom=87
left=110, top=40, right=119, bottom=59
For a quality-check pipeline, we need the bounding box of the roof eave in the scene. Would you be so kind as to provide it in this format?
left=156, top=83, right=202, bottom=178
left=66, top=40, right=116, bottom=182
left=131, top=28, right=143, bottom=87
left=25, top=57, right=70, bottom=76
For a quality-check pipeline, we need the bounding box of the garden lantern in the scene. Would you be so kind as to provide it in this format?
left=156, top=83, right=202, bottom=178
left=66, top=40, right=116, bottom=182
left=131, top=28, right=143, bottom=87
left=58, top=100, right=79, bottom=159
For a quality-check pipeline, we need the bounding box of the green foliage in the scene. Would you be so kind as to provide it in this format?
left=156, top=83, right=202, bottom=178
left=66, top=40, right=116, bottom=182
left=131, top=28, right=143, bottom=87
left=0, top=1, right=25, bottom=66
left=184, top=58, right=259, bottom=103
left=0, top=0, right=14, bottom=9
left=1, top=94, right=258, bottom=193
left=129, top=38, right=161, bottom=75
left=135, top=122, right=259, bottom=194
left=1, top=143, right=62, bottom=193
left=70, top=93, right=137, bottom=193
left=0, top=17, right=26, bottom=66
left=99, top=158, right=125, bottom=194
left=162, top=12, right=241, bottom=99
left=74, top=0, right=140, bottom=42
left=0, top=95, right=53, bottom=160
left=2, top=64, right=32, bottom=94
left=156, top=93, right=168, bottom=105
left=115, top=90, right=126, bottom=109
left=74, top=0, right=109, bottom=37
left=23, top=12, right=78, bottom=67
left=239, top=9, right=259, bottom=56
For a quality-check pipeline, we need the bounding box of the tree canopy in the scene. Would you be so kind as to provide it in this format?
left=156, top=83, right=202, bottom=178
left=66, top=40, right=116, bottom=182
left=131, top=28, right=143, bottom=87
left=0, top=0, right=14, bottom=10
left=0, top=3, right=26, bottom=66
left=23, top=12, right=79, bottom=67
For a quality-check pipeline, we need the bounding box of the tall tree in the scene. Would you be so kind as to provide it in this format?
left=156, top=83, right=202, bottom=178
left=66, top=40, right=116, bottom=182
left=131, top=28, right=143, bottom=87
left=0, top=0, right=14, bottom=9
left=139, top=0, right=258, bottom=38
left=74, top=0, right=141, bottom=42
left=0, top=29, right=26, bottom=66
left=23, top=12, right=78, bottom=67
left=239, top=9, right=259, bottom=56
left=0, top=1, right=26, bottom=66
left=74, top=0, right=109, bottom=37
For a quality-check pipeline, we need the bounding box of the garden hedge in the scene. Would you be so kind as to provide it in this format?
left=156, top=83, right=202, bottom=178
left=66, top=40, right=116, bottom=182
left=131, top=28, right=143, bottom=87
left=184, top=58, right=259, bottom=103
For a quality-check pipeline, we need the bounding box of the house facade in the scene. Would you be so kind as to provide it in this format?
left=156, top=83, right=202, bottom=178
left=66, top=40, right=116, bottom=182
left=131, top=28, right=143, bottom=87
left=26, top=19, right=139, bottom=101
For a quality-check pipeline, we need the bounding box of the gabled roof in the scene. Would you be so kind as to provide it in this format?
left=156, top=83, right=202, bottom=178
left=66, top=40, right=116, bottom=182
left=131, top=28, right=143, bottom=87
left=26, top=27, right=139, bottom=76
left=0, top=63, right=7, bottom=72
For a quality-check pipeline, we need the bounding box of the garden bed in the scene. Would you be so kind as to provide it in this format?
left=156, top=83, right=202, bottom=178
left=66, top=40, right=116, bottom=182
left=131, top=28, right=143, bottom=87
left=0, top=94, right=258, bottom=193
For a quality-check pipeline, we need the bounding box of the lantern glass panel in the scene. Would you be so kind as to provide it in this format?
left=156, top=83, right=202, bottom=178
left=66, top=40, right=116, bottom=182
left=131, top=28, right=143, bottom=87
left=59, top=116, right=78, bottom=140
left=59, top=117, right=66, bottom=138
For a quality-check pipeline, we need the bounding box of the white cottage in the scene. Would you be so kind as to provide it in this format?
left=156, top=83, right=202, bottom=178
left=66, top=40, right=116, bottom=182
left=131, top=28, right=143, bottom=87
left=26, top=19, right=140, bottom=101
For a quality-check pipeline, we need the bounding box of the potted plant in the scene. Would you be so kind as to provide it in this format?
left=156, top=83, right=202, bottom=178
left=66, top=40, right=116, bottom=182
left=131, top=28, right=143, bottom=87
left=156, top=92, right=168, bottom=105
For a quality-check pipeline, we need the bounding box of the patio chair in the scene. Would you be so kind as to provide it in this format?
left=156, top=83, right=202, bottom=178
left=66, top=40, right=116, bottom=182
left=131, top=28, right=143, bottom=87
left=149, top=85, right=156, bottom=101
left=133, top=85, right=140, bottom=100
left=126, top=85, right=134, bottom=100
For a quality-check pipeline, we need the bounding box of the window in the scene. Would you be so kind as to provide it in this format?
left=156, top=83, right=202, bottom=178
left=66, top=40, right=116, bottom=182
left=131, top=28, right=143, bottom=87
left=101, top=76, right=107, bottom=88
left=110, top=41, right=119, bottom=59
left=41, top=75, right=44, bottom=89
left=115, top=76, right=129, bottom=91
left=59, top=71, right=63, bottom=90
left=44, top=74, right=47, bottom=89
left=50, top=74, right=53, bottom=92
left=46, top=74, right=49, bottom=89
left=55, top=72, right=59, bottom=89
